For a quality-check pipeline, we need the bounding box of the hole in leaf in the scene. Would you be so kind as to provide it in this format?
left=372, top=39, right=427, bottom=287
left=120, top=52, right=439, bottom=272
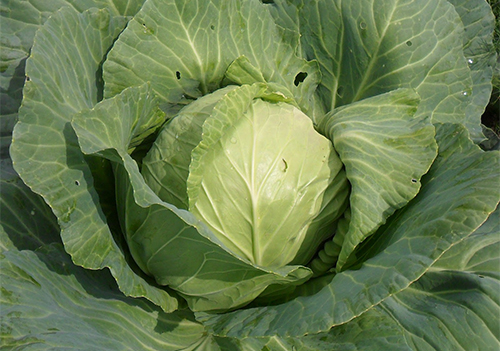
left=75, top=180, right=80, bottom=186
left=175, top=71, right=181, bottom=79
left=337, top=86, right=344, bottom=97
left=294, top=72, right=308, bottom=86
left=411, top=178, right=417, bottom=183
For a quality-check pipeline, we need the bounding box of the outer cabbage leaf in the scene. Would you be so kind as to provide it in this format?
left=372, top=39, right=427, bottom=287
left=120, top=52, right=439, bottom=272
left=0, top=141, right=208, bottom=350
left=0, top=159, right=60, bottom=252
left=381, top=270, right=499, bottom=350
left=1, top=0, right=145, bottom=78
left=197, top=123, right=500, bottom=338
left=320, top=89, right=437, bottom=270
left=432, top=208, right=499, bottom=278
left=212, top=307, right=411, bottom=351
left=270, top=0, right=477, bottom=138
left=71, top=83, right=311, bottom=312
left=378, top=207, right=500, bottom=350
left=296, top=210, right=500, bottom=351
left=9, top=7, right=178, bottom=312
left=284, top=307, right=411, bottom=351
left=0, top=0, right=146, bottom=156
left=103, top=0, right=319, bottom=114
left=0, top=244, right=210, bottom=351
left=448, top=0, right=497, bottom=143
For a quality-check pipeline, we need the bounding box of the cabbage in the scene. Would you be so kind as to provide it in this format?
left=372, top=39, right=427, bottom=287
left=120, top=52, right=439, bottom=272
left=2, top=0, right=499, bottom=349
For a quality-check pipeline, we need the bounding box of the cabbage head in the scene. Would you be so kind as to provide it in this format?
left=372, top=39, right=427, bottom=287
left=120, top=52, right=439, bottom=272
left=2, top=0, right=499, bottom=349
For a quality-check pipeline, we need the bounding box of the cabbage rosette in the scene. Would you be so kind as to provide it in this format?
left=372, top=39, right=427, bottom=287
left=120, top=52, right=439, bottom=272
left=4, top=0, right=500, bottom=348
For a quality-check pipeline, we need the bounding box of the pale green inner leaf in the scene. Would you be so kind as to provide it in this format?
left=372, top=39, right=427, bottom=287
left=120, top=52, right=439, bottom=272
left=190, top=98, right=335, bottom=267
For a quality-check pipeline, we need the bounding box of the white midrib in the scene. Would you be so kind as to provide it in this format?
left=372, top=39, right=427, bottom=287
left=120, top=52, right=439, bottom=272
left=250, top=116, right=261, bottom=265
left=175, top=6, right=207, bottom=93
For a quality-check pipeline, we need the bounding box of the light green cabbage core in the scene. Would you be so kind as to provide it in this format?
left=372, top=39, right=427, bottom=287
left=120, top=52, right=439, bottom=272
left=142, top=86, right=347, bottom=267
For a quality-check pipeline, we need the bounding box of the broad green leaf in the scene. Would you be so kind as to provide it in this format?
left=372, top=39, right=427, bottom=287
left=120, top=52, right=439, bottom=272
left=0, top=0, right=146, bottom=156
left=376, top=207, right=500, bottom=350
left=380, top=271, right=499, bottom=350
left=103, top=0, right=319, bottom=114
left=0, top=63, right=24, bottom=158
left=96, top=0, right=147, bottom=15
left=271, top=0, right=476, bottom=137
left=0, top=159, right=60, bottom=252
left=213, top=336, right=276, bottom=351
left=185, top=336, right=222, bottom=351
left=286, top=307, right=411, bottom=351
left=0, top=0, right=145, bottom=87
left=1, top=142, right=204, bottom=350
left=72, top=83, right=166, bottom=156
left=9, top=7, right=177, bottom=312
left=212, top=306, right=411, bottom=351
left=71, top=83, right=311, bottom=312
left=432, top=207, right=499, bottom=278
left=293, top=209, right=500, bottom=351
left=197, top=123, right=499, bottom=338
left=321, top=89, right=437, bottom=270
left=242, top=277, right=411, bottom=351
left=0, top=244, right=208, bottom=351
left=1, top=0, right=92, bottom=94
left=448, top=0, right=497, bottom=143
left=205, top=301, right=411, bottom=351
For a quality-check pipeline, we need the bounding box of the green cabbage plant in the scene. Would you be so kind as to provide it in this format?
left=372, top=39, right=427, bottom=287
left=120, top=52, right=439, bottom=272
left=2, top=0, right=499, bottom=349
